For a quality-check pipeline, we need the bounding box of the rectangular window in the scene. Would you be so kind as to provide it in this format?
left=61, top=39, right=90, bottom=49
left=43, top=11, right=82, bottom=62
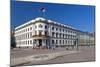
left=28, top=40, right=29, bottom=45
left=45, top=31, right=48, bottom=36
left=52, top=40, right=54, bottom=44
left=59, top=33, right=61, bottom=38
left=52, top=32, right=55, bottom=37
left=59, top=28, right=61, bottom=32
left=66, top=40, right=67, bottom=44
left=39, top=30, right=42, bottom=36
left=30, top=40, right=32, bottom=44
left=56, top=28, right=58, bottom=31
left=63, top=40, right=64, bottom=44
left=28, top=33, right=29, bottom=38
left=30, top=27, right=32, bottom=30
left=56, top=40, right=58, bottom=44
left=56, top=33, right=58, bottom=38
left=30, top=32, right=32, bottom=38
left=26, top=29, right=27, bottom=32
left=35, top=31, right=37, bottom=35
left=59, top=40, right=61, bottom=44
left=26, top=41, right=27, bottom=45
left=52, top=27, right=54, bottom=30
left=28, top=28, right=29, bottom=31
left=63, top=34, right=64, bottom=38
left=63, top=29, right=64, bottom=32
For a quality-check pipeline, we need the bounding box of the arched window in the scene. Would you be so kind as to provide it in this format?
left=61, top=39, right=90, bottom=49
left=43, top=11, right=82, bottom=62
left=45, top=25, right=47, bottom=29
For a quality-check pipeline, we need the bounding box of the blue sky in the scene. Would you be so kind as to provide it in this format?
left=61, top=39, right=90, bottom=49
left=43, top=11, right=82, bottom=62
left=11, top=1, right=95, bottom=32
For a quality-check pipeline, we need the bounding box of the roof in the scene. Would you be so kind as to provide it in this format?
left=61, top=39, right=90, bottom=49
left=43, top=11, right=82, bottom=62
left=15, top=17, right=77, bottom=31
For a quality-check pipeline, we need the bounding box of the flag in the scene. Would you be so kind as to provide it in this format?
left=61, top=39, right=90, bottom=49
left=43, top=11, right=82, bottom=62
left=40, top=7, right=45, bottom=12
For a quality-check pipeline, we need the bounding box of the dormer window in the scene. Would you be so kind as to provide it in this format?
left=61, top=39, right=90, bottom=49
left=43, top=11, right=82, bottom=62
left=39, top=24, right=43, bottom=28
left=45, top=25, right=47, bottom=29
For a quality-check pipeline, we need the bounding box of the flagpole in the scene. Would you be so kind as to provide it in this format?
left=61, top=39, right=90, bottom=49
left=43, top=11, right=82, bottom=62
left=40, top=7, right=46, bottom=18
left=42, top=10, right=45, bottom=18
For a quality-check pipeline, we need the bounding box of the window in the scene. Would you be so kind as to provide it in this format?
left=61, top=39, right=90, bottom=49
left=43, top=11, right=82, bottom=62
left=59, top=40, right=61, bottom=44
left=39, top=24, right=43, bottom=28
left=52, top=40, right=54, bottom=44
left=52, top=32, right=55, bottom=37
left=28, top=28, right=29, bottom=31
left=52, top=27, right=54, bottom=30
left=26, top=41, right=27, bottom=45
left=27, top=33, right=29, bottom=38
left=63, top=29, right=64, bottom=32
left=59, top=33, right=61, bottom=38
left=56, top=33, right=58, bottom=37
left=25, top=34, right=27, bottom=39
left=66, top=30, right=67, bottom=32
left=66, top=40, right=67, bottom=44
left=28, top=40, right=29, bottom=44
left=45, top=31, right=48, bottom=36
left=26, top=29, right=27, bottom=32
left=59, top=28, right=61, bottom=32
left=56, top=40, right=58, bottom=44
left=63, top=34, right=64, bottom=38
left=35, top=31, right=37, bottom=35
left=56, top=28, right=58, bottom=31
left=68, top=30, right=70, bottom=33
left=30, top=32, right=32, bottom=38
left=30, top=40, right=32, bottom=44
left=68, top=40, right=69, bottom=44
left=26, top=34, right=28, bottom=39
left=45, top=25, right=47, bottom=29
left=39, top=30, right=42, bottom=35
left=68, top=35, right=70, bottom=39
left=30, top=27, right=32, bottom=30
left=63, top=40, right=64, bottom=44
left=66, top=34, right=67, bottom=38
left=35, top=26, right=37, bottom=29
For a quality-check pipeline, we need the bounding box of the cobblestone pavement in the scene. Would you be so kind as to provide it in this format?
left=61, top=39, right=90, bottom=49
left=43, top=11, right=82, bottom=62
left=11, top=47, right=74, bottom=58
left=11, top=46, right=95, bottom=67
left=28, top=46, right=95, bottom=65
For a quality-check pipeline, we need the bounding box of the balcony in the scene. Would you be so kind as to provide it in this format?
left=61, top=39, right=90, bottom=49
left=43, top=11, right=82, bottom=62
left=32, top=34, right=50, bottom=39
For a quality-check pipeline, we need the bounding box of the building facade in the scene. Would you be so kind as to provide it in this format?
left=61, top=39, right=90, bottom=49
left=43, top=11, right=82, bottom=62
left=14, top=17, right=94, bottom=48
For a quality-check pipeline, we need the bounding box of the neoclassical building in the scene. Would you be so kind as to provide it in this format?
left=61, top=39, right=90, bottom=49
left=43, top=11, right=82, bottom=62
left=14, top=17, right=94, bottom=48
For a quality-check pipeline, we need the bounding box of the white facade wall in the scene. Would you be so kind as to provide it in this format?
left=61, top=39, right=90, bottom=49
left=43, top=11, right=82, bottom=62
left=14, top=17, right=79, bottom=48
left=15, top=24, right=34, bottom=48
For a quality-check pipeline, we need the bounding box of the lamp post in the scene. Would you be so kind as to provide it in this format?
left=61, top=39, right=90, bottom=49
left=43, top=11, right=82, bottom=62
left=75, top=34, right=79, bottom=51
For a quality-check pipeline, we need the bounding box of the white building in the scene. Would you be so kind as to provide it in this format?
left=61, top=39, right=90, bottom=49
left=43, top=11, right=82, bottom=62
left=14, top=17, right=94, bottom=48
